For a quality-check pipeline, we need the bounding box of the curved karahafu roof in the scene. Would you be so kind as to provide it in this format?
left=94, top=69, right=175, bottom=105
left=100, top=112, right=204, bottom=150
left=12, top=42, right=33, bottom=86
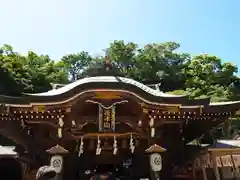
left=0, top=76, right=239, bottom=107
left=29, top=76, right=185, bottom=97
left=22, top=76, right=196, bottom=105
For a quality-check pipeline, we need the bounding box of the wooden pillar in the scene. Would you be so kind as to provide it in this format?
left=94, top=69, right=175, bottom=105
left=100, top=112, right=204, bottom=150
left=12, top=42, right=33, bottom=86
left=192, top=160, right=197, bottom=180
left=27, top=167, right=38, bottom=180
left=200, top=155, right=208, bottom=180
left=20, top=161, right=28, bottom=180
left=201, top=166, right=208, bottom=180
left=209, top=152, right=221, bottom=180
left=16, top=156, right=37, bottom=180
left=230, top=153, right=239, bottom=179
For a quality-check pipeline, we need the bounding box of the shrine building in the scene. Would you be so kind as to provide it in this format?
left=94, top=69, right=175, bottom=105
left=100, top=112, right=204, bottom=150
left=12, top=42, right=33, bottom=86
left=0, top=76, right=239, bottom=180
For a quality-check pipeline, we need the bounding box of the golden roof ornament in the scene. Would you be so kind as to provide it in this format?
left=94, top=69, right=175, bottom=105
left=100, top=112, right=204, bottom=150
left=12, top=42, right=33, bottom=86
left=104, top=48, right=111, bottom=72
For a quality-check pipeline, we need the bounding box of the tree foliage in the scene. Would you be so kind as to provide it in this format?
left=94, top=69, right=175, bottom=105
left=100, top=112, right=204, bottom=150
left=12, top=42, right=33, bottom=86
left=0, top=41, right=239, bottom=101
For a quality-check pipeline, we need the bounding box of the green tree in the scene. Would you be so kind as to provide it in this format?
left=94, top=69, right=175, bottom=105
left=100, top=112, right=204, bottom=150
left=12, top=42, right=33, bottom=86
left=0, top=44, right=29, bottom=94
left=25, top=51, right=68, bottom=93
left=185, top=54, right=238, bottom=101
left=0, top=44, right=68, bottom=94
left=61, top=51, right=93, bottom=82
left=135, top=42, right=190, bottom=91
left=107, top=40, right=138, bottom=77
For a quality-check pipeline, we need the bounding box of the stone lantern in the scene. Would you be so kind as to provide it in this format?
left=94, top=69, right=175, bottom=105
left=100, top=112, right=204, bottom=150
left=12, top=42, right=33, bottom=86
left=46, top=144, right=68, bottom=180
left=145, top=144, right=166, bottom=180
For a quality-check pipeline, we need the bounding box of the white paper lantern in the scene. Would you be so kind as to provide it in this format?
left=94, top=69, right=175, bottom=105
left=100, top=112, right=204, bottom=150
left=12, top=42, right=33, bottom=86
left=150, top=153, right=162, bottom=172
left=50, top=155, right=63, bottom=173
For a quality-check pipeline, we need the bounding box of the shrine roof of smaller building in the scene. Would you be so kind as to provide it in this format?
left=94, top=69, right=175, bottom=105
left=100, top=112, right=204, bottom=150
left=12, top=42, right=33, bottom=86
left=189, top=140, right=240, bottom=149
left=0, top=76, right=240, bottom=109
left=0, top=145, right=16, bottom=156
left=215, top=140, right=240, bottom=148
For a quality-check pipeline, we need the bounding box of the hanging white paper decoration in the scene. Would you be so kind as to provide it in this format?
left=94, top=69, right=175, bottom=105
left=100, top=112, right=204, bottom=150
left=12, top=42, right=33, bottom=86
left=96, top=136, right=102, bottom=155
left=78, top=136, right=84, bottom=157
left=113, top=136, right=118, bottom=155
left=129, top=133, right=135, bottom=153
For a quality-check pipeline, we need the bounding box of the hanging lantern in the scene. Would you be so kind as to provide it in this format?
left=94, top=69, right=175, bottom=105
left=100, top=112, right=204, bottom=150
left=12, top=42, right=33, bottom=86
left=78, top=136, right=84, bottom=157
left=50, top=155, right=63, bottom=173
left=129, top=133, right=135, bottom=153
left=150, top=153, right=162, bottom=172
left=113, top=136, right=118, bottom=155
left=96, top=136, right=102, bottom=155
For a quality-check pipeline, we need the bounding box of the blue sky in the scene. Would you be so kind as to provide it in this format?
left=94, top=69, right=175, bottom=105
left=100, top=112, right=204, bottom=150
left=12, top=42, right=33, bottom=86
left=0, top=0, right=239, bottom=67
